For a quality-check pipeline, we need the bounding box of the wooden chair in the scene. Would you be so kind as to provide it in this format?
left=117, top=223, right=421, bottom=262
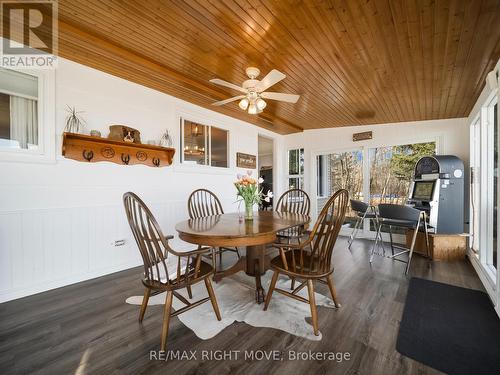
left=188, top=189, right=240, bottom=268
left=123, top=192, right=221, bottom=351
left=264, top=189, right=349, bottom=336
left=275, top=188, right=311, bottom=241
left=275, top=188, right=311, bottom=289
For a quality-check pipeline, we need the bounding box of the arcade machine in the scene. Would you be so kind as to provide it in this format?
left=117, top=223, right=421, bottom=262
left=408, top=155, right=465, bottom=234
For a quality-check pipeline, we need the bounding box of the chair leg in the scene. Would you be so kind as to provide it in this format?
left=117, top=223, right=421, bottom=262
left=219, top=250, right=223, bottom=270
left=210, top=248, right=216, bottom=271
left=326, top=275, right=341, bottom=308
left=389, top=225, right=395, bottom=256
left=291, top=277, right=295, bottom=290
left=263, top=270, right=279, bottom=311
left=139, top=287, right=151, bottom=322
left=423, top=216, right=431, bottom=259
left=235, top=247, right=241, bottom=259
left=160, top=291, right=174, bottom=351
left=370, top=223, right=383, bottom=263
left=348, top=217, right=361, bottom=248
left=405, top=225, right=420, bottom=275
left=186, top=285, right=193, bottom=299
left=373, top=215, right=385, bottom=256
left=306, top=280, right=319, bottom=336
left=204, top=277, right=221, bottom=321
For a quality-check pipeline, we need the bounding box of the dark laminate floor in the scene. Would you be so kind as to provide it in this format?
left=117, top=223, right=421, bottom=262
left=0, top=237, right=485, bottom=375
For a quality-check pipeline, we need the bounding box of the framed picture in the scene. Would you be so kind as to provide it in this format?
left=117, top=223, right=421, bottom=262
left=236, top=152, right=256, bottom=168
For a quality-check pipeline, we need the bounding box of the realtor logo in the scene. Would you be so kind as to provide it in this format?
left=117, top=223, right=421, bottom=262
left=0, top=0, right=58, bottom=68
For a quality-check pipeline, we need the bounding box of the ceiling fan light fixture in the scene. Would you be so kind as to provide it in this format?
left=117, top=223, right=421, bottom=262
left=239, top=97, right=249, bottom=110
left=248, top=102, right=258, bottom=115
left=210, top=67, right=300, bottom=114
left=256, top=98, right=267, bottom=110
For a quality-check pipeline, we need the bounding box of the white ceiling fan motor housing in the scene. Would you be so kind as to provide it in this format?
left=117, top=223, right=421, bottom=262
left=245, top=67, right=260, bottom=79
left=242, top=79, right=260, bottom=91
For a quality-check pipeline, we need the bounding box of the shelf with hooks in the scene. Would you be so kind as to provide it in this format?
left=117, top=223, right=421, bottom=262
left=62, top=132, right=175, bottom=167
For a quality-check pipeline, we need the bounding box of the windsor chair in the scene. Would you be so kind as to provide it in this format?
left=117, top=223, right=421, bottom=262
left=275, top=188, right=311, bottom=289
left=263, top=189, right=349, bottom=336
left=188, top=189, right=241, bottom=269
left=123, top=192, right=221, bottom=351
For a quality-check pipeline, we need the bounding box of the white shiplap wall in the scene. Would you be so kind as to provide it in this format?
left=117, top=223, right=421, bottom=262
left=0, top=58, right=283, bottom=302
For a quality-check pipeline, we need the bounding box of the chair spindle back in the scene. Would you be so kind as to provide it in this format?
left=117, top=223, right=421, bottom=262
left=296, top=189, right=349, bottom=275
left=123, top=192, right=200, bottom=287
left=188, top=189, right=224, bottom=219
left=276, top=189, right=311, bottom=215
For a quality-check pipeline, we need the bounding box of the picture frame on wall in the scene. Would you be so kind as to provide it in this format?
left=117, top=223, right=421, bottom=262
left=236, top=152, right=256, bottom=169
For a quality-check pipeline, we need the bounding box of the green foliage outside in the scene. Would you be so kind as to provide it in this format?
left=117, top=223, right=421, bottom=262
left=390, top=142, right=436, bottom=180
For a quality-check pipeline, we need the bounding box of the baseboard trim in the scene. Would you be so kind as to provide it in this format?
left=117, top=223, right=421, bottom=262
left=0, top=260, right=142, bottom=303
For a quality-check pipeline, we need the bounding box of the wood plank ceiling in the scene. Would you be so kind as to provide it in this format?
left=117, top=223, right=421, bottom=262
left=51, top=1, right=500, bottom=133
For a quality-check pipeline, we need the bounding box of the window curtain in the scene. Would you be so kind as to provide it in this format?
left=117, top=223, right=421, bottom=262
left=9, top=95, right=38, bottom=149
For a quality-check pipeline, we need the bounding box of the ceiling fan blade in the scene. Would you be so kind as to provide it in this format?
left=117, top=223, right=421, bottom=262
left=211, top=95, right=246, bottom=106
left=261, top=92, right=300, bottom=103
left=209, top=78, right=247, bottom=93
left=257, top=69, right=286, bottom=92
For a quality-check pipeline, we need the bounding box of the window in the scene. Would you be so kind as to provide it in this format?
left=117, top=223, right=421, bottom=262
left=368, top=142, right=436, bottom=233
left=369, top=142, right=436, bottom=205
left=469, top=92, right=498, bottom=282
left=287, top=148, right=304, bottom=189
left=210, top=126, right=228, bottom=168
left=315, top=141, right=436, bottom=233
left=470, top=116, right=481, bottom=254
left=0, top=68, right=39, bottom=150
left=180, top=118, right=228, bottom=168
left=494, top=102, right=498, bottom=269
left=490, top=101, right=498, bottom=270
left=316, top=150, right=363, bottom=227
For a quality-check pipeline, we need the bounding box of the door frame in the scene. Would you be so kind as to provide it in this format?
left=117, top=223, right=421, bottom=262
left=257, top=133, right=276, bottom=209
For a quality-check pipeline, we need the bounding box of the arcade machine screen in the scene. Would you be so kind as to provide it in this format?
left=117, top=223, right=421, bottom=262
left=412, top=181, right=435, bottom=201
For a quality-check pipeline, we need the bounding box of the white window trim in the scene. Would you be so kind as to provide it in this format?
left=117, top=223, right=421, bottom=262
left=0, top=67, right=55, bottom=164
left=286, top=147, right=304, bottom=189
left=467, top=61, right=499, bottom=312
left=482, top=94, right=498, bottom=276
left=469, top=113, right=481, bottom=255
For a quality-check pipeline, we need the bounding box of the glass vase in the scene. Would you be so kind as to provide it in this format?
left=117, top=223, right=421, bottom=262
left=244, top=200, right=254, bottom=221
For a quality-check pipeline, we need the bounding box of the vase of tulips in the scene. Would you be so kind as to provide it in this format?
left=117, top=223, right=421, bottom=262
left=234, top=171, right=273, bottom=221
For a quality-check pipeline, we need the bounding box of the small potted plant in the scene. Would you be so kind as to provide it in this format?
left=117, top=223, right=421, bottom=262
left=64, top=106, right=87, bottom=134
left=234, top=171, right=273, bottom=221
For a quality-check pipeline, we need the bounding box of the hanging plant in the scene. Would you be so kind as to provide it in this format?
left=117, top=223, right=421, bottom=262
left=64, top=105, right=87, bottom=134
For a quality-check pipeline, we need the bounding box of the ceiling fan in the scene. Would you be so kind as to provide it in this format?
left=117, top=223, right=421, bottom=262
left=209, top=67, right=300, bottom=114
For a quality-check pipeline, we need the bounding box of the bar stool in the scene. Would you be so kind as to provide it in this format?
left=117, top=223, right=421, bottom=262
left=373, top=204, right=430, bottom=274
left=348, top=199, right=382, bottom=250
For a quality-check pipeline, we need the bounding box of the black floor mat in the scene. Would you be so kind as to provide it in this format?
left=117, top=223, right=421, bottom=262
left=396, top=278, right=500, bottom=375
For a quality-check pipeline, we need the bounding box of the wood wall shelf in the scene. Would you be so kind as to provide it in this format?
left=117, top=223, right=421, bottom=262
left=62, top=132, right=175, bottom=167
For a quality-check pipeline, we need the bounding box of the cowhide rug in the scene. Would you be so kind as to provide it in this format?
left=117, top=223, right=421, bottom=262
left=126, top=273, right=338, bottom=341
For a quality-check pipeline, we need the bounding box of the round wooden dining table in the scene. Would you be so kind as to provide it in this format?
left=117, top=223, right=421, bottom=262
left=175, top=211, right=310, bottom=303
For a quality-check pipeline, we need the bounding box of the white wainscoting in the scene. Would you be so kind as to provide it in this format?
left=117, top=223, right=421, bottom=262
left=0, top=198, right=237, bottom=303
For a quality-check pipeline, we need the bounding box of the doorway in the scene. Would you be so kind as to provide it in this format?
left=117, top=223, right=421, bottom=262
left=258, top=135, right=274, bottom=210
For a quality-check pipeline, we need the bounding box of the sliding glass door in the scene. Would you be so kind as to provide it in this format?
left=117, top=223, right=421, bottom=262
left=368, top=143, right=435, bottom=233
left=315, top=141, right=436, bottom=236
left=316, top=150, right=363, bottom=229
left=493, top=102, right=498, bottom=270
left=470, top=95, right=498, bottom=284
